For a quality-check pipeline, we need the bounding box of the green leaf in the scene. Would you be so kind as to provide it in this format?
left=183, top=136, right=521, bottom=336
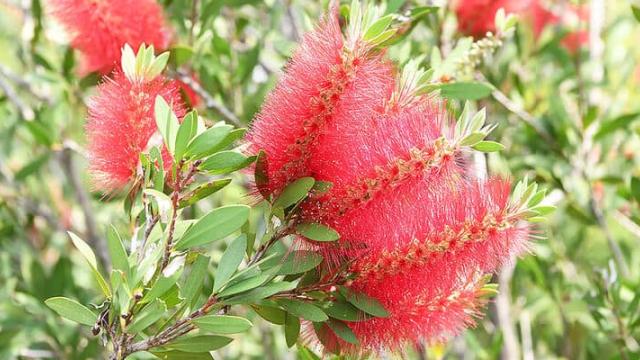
left=473, top=140, right=505, bottom=152
left=284, top=313, right=300, bottom=348
left=364, top=14, right=393, bottom=41
left=273, top=177, right=315, bottom=209
left=199, top=151, right=255, bottom=175
left=106, top=226, right=129, bottom=278
left=171, top=45, right=194, bottom=67
left=179, top=179, right=232, bottom=208
left=339, top=286, right=389, bottom=318
left=327, top=319, right=358, bottom=345
left=439, top=82, right=494, bottom=100
left=277, top=299, right=328, bottom=322
left=141, top=268, right=183, bottom=304
left=633, top=5, right=640, bottom=23
left=175, top=205, right=250, bottom=250
left=174, top=111, right=198, bottom=161
left=297, top=346, right=322, bottom=360
left=45, top=297, right=97, bottom=325
left=278, top=251, right=323, bottom=275
left=68, top=232, right=111, bottom=297
left=296, top=223, right=340, bottom=242
left=323, top=301, right=365, bottom=322
left=216, top=128, right=247, bottom=150
left=631, top=177, right=640, bottom=203
left=166, top=335, right=233, bottom=352
left=14, top=153, right=49, bottom=181
left=368, top=29, right=397, bottom=47
left=185, top=125, right=233, bottom=159
left=128, top=299, right=167, bottom=333
left=595, top=113, right=640, bottom=140
left=192, top=315, right=252, bottom=334
left=460, top=132, right=486, bottom=147
left=236, top=45, right=260, bottom=83
left=151, top=351, right=213, bottom=360
left=154, top=96, right=180, bottom=154
left=531, top=205, right=556, bottom=216
left=253, top=305, right=286, bottom=324
left=254, top=150, right=270, bottom=199
left=181, top=254, right=210, bottom=308
left=217, top=272, right=273, bottom=297
left=225, top=281, right=296, bottom=304
left=214, top=235, right=247, bottom=292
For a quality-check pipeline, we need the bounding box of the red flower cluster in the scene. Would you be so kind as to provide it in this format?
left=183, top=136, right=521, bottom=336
left=248, top=8, right=532, bottom=354
left=454, top=0, right=531, bottom=38
left=86, top=67, right=185, bottom=192
left=454, top=0, right=589, bottom=52
left=49, top=0, right=171, bottom=75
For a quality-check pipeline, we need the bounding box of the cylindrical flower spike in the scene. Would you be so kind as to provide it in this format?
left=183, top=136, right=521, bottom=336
left=341, top=271, right=492, bottom=353
left=86, top=45, right=185, bottom=192
left=454, top=0, right=531, bottom=39
left=246, top=5, right=397, bottom=197
left=49, top=0, right=172, bottom=75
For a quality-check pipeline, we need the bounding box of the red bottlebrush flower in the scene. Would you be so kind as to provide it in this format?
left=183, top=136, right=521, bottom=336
left=86, top=69, right=185, bottom=192
left=327, top=271, right=490, bottom=353
left=49, top=0, right=172, bottom=75
left=454, top=0, right=532, bottom=38
left=245, top=8, right=395, bottom=197
left=530, top=2, right=589, bottom=53
left=177, top=77, right=202, bottom=108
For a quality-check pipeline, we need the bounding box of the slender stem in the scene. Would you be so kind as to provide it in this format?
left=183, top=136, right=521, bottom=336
left=122, top=296, right=219, bottom=356
left=0, top=68, right=34, bottom=121
left=589, top=198, right=629, bottom=277
left=160, top=163, right=184, bottom=271
left=170, top=70, right=242, bottom=127
left=138, top=214, right=159, bottom=263
left=58, top=144, right=110, bottom=270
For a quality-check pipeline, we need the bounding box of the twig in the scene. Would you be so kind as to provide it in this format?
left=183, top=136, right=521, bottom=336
left=284, top=0, right=300, bottom=41
left=137, top=212, right=159, bottom=263
left=58, top=143, right=109, bottom=269
left=0, top=70, right=34, bottom=121
left=496, top=263, right=520, bottom=360
left=122, top=296, right=218, bottom=356
left=170, top=70, right=242, bottom=127
left=589, top=198, right=629, bottom=277
left=160, top=161, right=184, bottom=271
left=188, top=0, right=200, bottom=46
left=0, top=63, right=48, bottom=103
left=490, top=87, right=553, bottom=145
left=520, top=310, right=534, bottom=360
left=614, top=210, right=640, bottom=242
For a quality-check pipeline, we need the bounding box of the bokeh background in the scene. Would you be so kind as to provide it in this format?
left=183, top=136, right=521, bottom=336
left=0, top=0, right=639, bottom=359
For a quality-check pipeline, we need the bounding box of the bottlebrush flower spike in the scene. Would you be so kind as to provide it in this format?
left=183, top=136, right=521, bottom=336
left=312, top=178, right=545, bottom=353
left=454, top=0, right=530, bottom=39
left=313, top=271, right=492, bottom=354
left=530, top=1, right=589, bottom=53
left=49, top=0, right=172, bottom=75
left=86, top=44, right=185, bottom=191
left=246, top=2, right=397, bottom=197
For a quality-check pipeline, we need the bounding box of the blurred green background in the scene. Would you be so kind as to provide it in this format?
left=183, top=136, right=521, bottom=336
left=1, top=0, right=639, bottom=359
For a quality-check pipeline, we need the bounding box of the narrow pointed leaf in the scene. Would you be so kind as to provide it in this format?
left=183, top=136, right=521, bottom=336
left=45, top=297, right=97, bottom=325
left=192, top=315, right=252, bottom=334
left=175, top=205, right=250, bottom=250
left=214, top=235, right=247, bottom=292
